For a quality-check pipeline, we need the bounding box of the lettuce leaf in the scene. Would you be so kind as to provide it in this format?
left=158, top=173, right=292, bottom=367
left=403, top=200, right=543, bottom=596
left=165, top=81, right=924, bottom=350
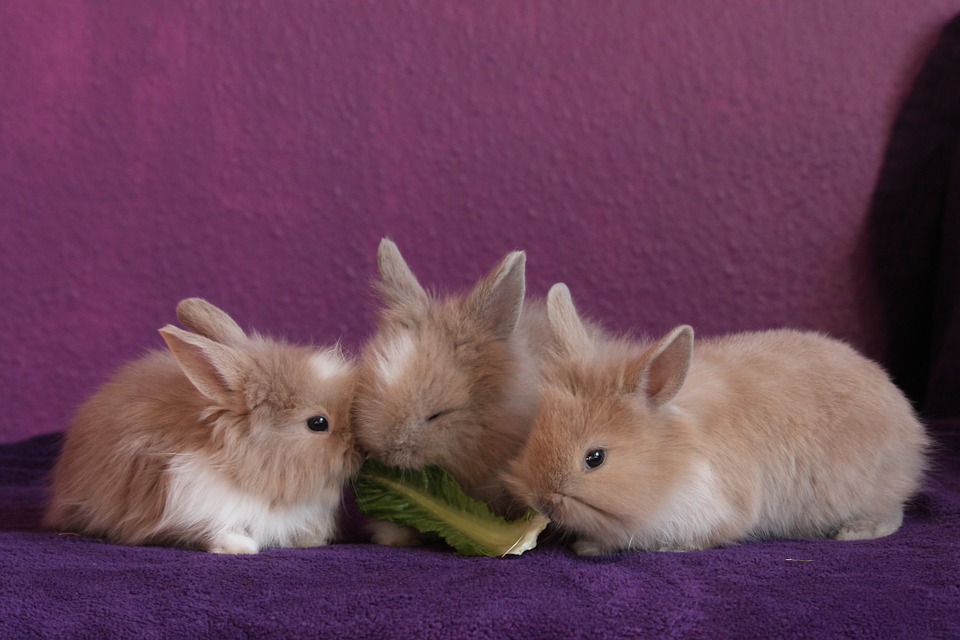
left=354, top=460, right=549, bottom=557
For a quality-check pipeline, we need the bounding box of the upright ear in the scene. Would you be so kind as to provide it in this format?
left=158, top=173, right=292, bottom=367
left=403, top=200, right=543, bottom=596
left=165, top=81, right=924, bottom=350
left=175, top=298, right=247, bottom=345
left=159, top=325, right=250, bottom=405
left=625, top=325, right=694, bottom=407
left=376, top=238, right=429, bottom=309
left=464, top=250, right=526, bottom=339
left=546, top=283, right=591, bottom=355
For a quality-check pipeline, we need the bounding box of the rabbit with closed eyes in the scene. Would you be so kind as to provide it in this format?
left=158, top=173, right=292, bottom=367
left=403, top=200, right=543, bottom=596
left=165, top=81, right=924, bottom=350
left=503, top=283, right=930, bottom=556
left=353, top=239, right=566, bottom=545
left=45, top=298, right=361, bottom=554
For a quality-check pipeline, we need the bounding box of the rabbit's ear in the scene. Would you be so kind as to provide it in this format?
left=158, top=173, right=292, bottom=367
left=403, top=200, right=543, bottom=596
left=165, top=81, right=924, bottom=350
left=625, top=325, right=694, bottom=407
left=159, top=325, right=249, bottom=404
left=546, top=283, right=591, bottom=354
left=377, top=238, right=429, bottom=309
left=175, top=298, right=247, bottom=345
left=464, top=251, right=526, bottom=339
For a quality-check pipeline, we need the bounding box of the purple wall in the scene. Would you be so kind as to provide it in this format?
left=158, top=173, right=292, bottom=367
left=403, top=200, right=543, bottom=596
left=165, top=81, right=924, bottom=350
left=1, top=1, right=957, bottom=443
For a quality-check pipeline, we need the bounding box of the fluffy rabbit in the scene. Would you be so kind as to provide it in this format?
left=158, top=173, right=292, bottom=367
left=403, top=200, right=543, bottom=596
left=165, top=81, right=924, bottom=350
left=353, top=239, right=553, bottom=546
left=45, top=298, right=361, bottom=554
left=504, top=283, right=930, bottom=556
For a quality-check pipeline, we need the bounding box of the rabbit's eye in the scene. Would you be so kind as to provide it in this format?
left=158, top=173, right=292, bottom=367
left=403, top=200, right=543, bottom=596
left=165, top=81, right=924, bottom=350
left=584, top=449, right=605, bottom=470
left=306, top=415, right=329, bottom=432
left=426, top=410, right=450, bottom=422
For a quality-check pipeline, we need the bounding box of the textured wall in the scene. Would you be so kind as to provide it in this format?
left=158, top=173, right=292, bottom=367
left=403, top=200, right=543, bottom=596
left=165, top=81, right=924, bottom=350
left=1, top=1, right=957, bottom=443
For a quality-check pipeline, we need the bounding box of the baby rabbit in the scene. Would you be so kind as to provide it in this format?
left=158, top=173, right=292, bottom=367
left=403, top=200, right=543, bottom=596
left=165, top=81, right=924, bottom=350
left=504, top=283, right=929, bottom=556
left=45, top=298, right=361, bottom=554
left=353, top=239, right=549, bottom=545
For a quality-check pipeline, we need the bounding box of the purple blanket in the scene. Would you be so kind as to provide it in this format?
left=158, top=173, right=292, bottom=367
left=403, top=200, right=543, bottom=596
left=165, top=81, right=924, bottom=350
left=2, top=430, right=959, bottom=638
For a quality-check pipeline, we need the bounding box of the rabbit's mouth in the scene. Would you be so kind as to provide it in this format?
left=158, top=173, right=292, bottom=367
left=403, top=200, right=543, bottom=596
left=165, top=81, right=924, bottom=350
left=378, top=444, right=425, bottom=471
left=553, top=492, right=627, bottom=536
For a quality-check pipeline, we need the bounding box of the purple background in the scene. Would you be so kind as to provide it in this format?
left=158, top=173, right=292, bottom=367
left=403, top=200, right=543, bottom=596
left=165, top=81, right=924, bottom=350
left=2, top=1, right=958, bottom=444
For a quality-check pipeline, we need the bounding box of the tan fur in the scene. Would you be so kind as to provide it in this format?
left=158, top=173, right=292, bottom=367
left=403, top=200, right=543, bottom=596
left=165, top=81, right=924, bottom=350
left=45, top=299, right=361, bottom=553
left=504, top=283, right=930, bottom=555
left=354, top=240, right=551, bottom=528
left=175, top=297, right=248, bottom=345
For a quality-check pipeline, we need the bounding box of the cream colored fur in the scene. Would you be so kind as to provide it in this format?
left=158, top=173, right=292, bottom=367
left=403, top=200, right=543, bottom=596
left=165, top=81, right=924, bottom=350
left=504, top=284, right=930, bottom=555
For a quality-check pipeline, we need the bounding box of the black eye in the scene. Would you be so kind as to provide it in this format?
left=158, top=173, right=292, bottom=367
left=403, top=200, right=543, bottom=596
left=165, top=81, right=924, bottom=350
left=585, top=449, right=605, bottom=470
left=426, top=410, right=448, bottom=422
left=306, top=415, right=329, bottom=432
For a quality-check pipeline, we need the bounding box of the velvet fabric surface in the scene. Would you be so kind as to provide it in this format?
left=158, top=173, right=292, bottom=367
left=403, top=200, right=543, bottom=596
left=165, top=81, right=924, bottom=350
left=1, top=432, right=959, bottom=639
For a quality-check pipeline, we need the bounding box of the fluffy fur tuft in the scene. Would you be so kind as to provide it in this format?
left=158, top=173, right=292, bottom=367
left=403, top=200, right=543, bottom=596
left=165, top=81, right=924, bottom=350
left=45, top=299, right=362, bottom=553
left=503, top=283, right=930, bottom=555
left=353, top=239, right=544, bottom=527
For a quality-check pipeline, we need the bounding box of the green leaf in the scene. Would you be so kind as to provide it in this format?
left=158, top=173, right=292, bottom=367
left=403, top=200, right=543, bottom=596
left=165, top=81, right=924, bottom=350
left=354, top=460, right=550, bottom=557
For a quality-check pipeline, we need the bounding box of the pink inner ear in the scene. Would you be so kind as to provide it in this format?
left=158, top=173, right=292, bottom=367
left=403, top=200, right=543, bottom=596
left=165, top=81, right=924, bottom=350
left=633, top=327, right=693, bottom=406
left=161, top=327, right=244, bottom=404
left=645, top=349, right=687, bottom=403
left=467, top=252, right=525, bottom=338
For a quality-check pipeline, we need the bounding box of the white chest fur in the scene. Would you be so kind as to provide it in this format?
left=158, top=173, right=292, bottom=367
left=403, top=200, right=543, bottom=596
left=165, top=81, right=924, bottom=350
left=158, top=454, right=338, bottom=550
left=643, top=459, right=734, bottom=550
